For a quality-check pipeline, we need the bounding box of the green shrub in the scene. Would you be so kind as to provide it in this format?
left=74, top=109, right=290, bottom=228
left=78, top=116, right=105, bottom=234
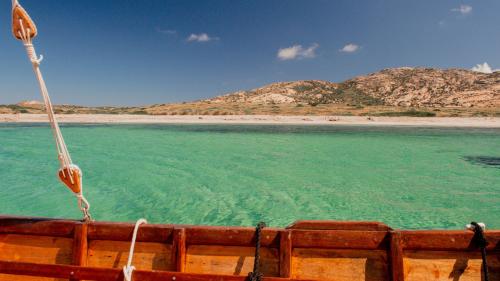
left=131, top=110, right=148, bottom=115
left=374, top=109, right=436, bottom=117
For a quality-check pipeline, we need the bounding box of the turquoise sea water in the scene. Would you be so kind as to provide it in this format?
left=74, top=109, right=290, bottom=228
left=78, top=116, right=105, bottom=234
left=0, top=124, right=498, bottom=229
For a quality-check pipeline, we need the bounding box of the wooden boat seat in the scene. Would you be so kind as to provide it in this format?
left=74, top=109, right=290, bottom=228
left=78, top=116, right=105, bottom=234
left=0, top=215, right=498, bottom=281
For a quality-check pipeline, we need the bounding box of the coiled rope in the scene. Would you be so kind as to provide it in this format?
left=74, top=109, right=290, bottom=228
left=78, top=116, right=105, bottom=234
left=123, top=219, right=148, bottom=281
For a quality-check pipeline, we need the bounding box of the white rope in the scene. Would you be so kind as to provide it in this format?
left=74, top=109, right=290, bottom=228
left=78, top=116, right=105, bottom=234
left=14, top=0, right=91, bottom=221
left=123, top=219, right=148, bottom=281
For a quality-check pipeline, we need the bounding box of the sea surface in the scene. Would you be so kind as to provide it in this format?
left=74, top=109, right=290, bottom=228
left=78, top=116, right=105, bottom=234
left=0, top=123, right=498, bottom=229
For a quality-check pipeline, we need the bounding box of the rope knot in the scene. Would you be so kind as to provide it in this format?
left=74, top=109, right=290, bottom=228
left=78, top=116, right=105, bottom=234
left=23, top=43, right=43, bottom=66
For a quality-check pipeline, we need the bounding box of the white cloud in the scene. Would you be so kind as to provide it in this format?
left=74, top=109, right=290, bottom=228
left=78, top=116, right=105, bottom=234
left=471, top=62, right=494, bottom=73
left=339, top=43, right=360, bottom=53
left=277, top=43, right=319, bottom=61
left=187, top=33, right=218, bottom=42
left=452, top=5, right=472, bottom=15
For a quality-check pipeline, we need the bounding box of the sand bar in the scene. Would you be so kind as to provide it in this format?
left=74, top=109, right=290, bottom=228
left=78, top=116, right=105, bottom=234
left=0, top=114, right=499, bottom=127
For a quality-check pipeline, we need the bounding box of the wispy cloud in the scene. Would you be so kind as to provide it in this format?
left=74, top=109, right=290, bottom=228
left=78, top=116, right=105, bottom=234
left=339, top=43, right=360, bottom=53
left=277, top=43, right=319, bottom=61
left=157, top=28, right=177, bottom=35
left=187, top=33, right=219, bottom=42
left=471, top=62, right=499, bottom=73
left=451, top=4, right=472, bottom=15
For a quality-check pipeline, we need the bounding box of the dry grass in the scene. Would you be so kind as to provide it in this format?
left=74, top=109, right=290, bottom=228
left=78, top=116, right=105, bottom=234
left=145, top=102, right=500, bottom=117
left=1, top=102, right=499, bottom=117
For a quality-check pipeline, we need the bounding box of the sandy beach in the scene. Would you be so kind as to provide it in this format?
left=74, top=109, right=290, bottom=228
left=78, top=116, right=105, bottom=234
left=0, top=114, right=499, bottom=127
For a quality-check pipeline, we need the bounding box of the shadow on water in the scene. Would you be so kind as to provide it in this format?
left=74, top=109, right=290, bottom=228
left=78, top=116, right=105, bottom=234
left=463, top=156, right=500, bottom=169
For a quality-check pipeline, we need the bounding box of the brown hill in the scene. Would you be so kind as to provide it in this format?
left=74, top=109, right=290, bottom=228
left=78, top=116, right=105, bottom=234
left=346, top=67, right=500, bottom=107
left=208, top=67, right=500, bottom=108
left=2, top=67, right=499, bottom=117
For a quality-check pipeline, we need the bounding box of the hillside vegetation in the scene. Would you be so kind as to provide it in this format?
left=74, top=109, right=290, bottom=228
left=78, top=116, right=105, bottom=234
left=2, top=67, right=499, bottom=117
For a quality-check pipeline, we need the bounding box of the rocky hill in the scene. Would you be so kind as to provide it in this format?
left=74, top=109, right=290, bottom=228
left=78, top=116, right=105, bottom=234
left=2, top=67, right=499, bottom=117
left=209, top=68, right=500, bottom=108
left=346, top=68, right=499, bottom=107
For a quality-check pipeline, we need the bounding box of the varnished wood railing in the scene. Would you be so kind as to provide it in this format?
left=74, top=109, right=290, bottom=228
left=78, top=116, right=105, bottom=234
left=0, top=216, right=498, bottom=281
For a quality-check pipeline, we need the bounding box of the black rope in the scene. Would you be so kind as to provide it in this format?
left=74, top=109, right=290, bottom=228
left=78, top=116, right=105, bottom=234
left=470, top=222, right=489, bottom=281
left=248, top=222, right=266, bottom=281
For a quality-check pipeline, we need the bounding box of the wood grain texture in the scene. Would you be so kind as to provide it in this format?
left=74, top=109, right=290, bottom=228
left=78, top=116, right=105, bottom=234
left=0, top=260, right=312, bottom=281
left=1, top=216, right=500, bottom=281
left=87, top=222, right=173, bottom=242
left=87, top=240, right=173, bottom=271
left=287, top=221, right=392, bottom=231
left=0, top=216, right=76, bottom=237
left=401, top=230, right=500, bottom=251
left=279, top=230, right=292, bottom=278
left=58, top=167, right=82, bottom=194
left=186, top=227, right=280, bottom=247
left=0, top=234, right=72, bottom=264
left=70, top=223, right=88, bottom=281
left=0, top=234, right=72, bottom=281
left=185, top=245, right=280, bottom=277
left=172, top=228, right=187, bottom=272
left=404, top=250, right=500, bottom=281
left=12, top=5, right=37, bottom=40
left=72, top=223, right=88, bottom=267
left=390, top=231, right=405, bottom=281
left=292, top=229, right=389, bottom=249
left=291, top=248, right=388, bottom=281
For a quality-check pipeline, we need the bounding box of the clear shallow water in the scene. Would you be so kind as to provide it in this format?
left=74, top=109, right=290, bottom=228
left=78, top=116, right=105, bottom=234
left=0, top=124, right=498, bottom=229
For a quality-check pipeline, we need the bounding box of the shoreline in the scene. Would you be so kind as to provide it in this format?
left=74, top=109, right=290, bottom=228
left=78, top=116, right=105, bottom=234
left=0, top=114, right=499, bottom=127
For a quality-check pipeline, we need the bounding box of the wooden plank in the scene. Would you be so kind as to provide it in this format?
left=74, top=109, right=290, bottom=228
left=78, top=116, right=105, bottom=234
left=292, top=230, right=389, bottom=250
left=70, top=223, right=88, bottom=281
left=0, top=234, right=73, bottom=281
left=185, top=227, right=280, bottom=247
left=389, top=231, right=404, bottom=281
left=87, top=222, right=173, bottom=242
left=185, top=245, right=280, bottom=277
left=72, top=223, right=88, bottom=267
left=279, top=230, right=292, bottom=278
left=287, top=221, right=392, bottom=231
left=0, top=260, right=312, bottom=281
left=133, top=270, right=314, bottom=281
left=291, top=248, right=388, bottom=281
left=172, top=228, right=187, bottom=272
left=403, top=250, right=500, bottom=281
left=0, top=274, right=60, bottom=281
left=0, top=216, right=76, bottom=237
left=87, top=240, right=173, bottom=271
left=401, top=230, right=500, bottom=251
left=0, top=234, right=73, bottom=265
left=0, top=260, right=120, bottom=281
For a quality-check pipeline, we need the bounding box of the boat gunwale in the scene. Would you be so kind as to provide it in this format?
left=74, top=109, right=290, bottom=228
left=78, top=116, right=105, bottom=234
left=1, top=215, right=499, bottom=250
left=0, top=215, right=499, bottom=281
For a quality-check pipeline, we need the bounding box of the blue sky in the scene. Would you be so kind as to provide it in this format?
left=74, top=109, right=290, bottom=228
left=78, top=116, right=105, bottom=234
left=1, top=0, right=499, bottom=106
